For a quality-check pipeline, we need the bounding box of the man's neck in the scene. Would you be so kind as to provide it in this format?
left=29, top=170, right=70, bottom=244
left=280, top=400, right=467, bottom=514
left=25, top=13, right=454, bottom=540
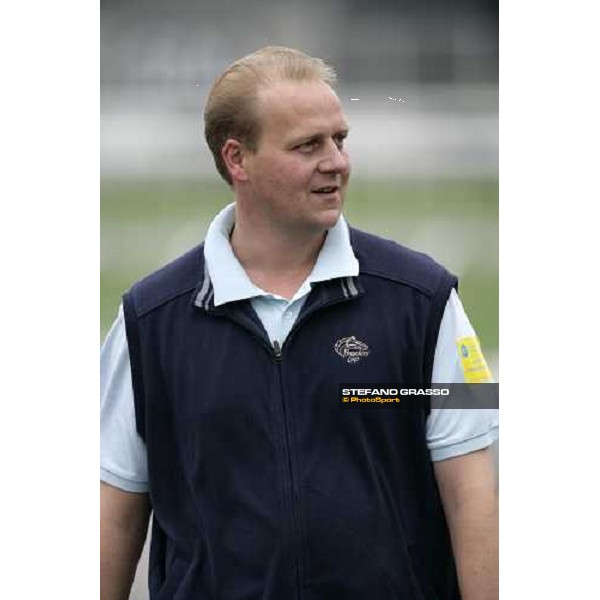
left=229, top=208, right=327, bottom=300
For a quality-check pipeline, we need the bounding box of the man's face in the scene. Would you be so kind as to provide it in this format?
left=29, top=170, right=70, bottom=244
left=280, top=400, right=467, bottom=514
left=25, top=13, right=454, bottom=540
left=241, top=80, right=351, bottom=234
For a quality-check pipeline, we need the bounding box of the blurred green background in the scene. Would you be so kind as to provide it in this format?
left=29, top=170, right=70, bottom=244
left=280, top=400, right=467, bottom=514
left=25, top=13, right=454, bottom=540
left=100, top=177, right=498, bottom=368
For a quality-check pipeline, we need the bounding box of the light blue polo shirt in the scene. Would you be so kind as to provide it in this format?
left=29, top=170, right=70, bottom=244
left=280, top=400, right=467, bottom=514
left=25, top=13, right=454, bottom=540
left=100, top=205, right=498, bottom=492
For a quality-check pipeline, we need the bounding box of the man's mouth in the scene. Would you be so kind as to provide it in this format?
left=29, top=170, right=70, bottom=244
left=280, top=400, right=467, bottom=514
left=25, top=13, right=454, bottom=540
left=312, top=185, right=339, bottom=194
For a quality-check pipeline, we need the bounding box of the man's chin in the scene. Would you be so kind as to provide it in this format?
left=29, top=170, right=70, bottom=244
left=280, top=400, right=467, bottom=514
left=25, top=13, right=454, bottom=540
left=303, top=208, right=341, bottom=236
left=320, top=207, right=342, bottom=229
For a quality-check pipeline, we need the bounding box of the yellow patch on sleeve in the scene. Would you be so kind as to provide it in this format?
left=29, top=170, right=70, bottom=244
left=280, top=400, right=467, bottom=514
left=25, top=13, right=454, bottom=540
left=456, top=336, right=493, bottom=383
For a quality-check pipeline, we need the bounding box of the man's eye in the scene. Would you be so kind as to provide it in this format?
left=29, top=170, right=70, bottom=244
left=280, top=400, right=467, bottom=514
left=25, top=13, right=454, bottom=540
left=334, top=135, right=347, bottom=148
left=297, top=141, right=316, bottom=151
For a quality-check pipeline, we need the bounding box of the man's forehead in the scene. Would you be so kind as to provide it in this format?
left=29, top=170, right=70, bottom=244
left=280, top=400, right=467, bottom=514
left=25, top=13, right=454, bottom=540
left=256, top=81, right=349, bottom=136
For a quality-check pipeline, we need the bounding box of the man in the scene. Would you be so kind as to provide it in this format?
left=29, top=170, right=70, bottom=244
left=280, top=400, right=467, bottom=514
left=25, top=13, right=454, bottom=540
left=101, top=46, right=498, bottom=600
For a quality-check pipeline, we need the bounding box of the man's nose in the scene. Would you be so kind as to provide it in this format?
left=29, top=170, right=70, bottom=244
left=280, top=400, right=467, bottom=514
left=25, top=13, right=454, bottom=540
left=318, top=140, right=350, bottom=174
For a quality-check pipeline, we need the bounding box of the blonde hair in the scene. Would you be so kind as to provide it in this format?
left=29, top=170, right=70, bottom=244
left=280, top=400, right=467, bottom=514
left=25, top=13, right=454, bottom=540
left=204, top=46, right=338, bottom=185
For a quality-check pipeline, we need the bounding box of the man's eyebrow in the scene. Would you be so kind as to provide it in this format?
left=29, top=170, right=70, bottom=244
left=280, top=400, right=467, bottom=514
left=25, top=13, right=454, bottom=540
left=290, top=128, right=350, bottom=146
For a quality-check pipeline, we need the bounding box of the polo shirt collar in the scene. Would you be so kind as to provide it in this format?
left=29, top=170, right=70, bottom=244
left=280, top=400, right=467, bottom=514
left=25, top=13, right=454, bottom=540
left=204, top=203, right=359, bottom=307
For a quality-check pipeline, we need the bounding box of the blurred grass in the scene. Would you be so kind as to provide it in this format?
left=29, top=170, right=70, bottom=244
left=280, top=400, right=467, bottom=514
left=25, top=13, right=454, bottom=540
left=101, top=178, right=498, bottom=223
left=101, top=178, right=498, bottom=352
left=457, top=269, right=499, bottom=353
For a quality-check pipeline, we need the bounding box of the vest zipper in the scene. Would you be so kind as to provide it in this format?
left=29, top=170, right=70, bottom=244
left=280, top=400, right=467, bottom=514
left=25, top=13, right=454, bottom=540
left=273, top=340, right=282, bottom=362
left=272, top=339, right=302, bottom=600
left=267, top=292, right=360, bottom=597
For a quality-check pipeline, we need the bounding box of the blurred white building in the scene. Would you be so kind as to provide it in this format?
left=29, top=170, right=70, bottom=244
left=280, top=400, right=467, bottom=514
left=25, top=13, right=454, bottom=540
left=101, top=0, right=498, bottom=178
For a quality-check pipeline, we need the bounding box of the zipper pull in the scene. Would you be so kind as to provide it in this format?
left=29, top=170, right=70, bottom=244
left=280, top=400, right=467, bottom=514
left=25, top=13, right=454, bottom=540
left=272, top=340, right=282, bottom=362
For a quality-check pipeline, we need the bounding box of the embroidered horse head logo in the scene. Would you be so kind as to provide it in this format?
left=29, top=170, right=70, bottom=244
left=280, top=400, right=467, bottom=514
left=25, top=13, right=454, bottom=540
left=334, top=336, right=370, bottom=364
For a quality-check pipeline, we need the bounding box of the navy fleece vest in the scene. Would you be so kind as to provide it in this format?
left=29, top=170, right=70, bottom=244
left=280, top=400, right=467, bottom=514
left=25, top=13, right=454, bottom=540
left=123, top=227, right=460, bottom=600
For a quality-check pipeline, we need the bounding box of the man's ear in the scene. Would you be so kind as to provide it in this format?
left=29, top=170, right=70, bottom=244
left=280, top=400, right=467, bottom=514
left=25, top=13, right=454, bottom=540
left=221, top=139, right=250, bottom=183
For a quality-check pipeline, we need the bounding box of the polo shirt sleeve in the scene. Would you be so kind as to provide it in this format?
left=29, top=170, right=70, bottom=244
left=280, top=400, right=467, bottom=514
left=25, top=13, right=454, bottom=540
left=426, top=289, right=499, bottom=462
left=100, top=304, right=149, bottom=493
